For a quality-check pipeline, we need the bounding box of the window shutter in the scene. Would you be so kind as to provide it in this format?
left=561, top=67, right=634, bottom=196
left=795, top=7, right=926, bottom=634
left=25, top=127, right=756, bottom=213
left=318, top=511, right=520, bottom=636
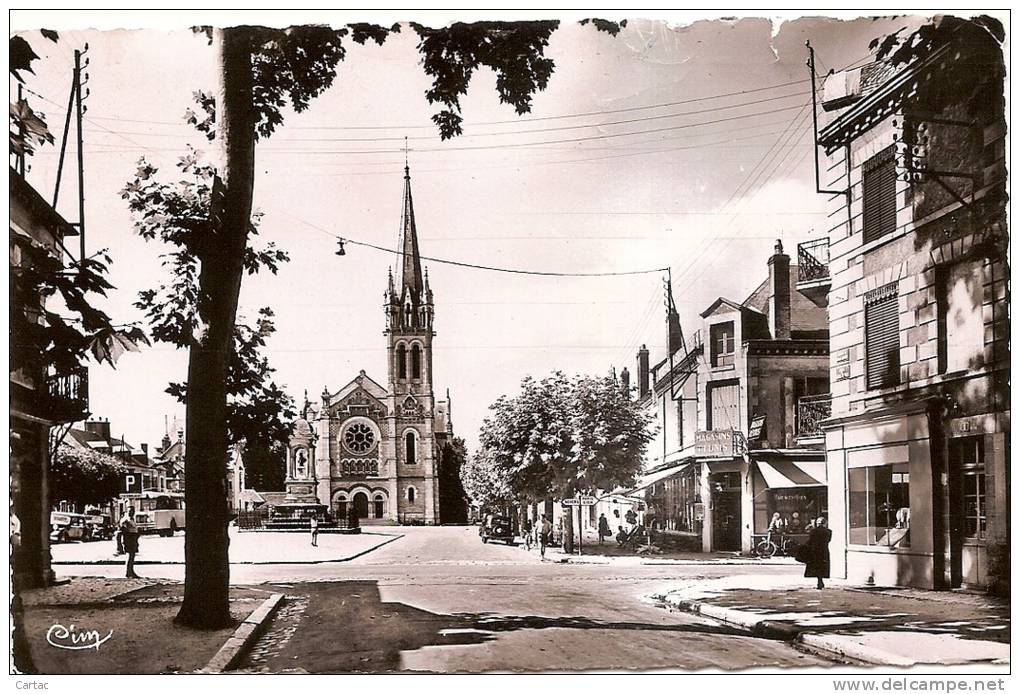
left=865, top=284, right=900, bottom=389
left=862, top=146, right=898, bottom=244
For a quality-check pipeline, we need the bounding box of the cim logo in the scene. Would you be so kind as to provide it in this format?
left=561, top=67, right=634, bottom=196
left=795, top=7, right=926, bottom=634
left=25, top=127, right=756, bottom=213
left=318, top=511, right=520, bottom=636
left=46, top=624, right=113, bottom=651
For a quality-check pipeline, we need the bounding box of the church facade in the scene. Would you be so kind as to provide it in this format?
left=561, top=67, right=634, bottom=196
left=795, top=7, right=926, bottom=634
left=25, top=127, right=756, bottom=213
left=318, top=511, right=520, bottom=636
left=284, top=165, right=453, bottom=524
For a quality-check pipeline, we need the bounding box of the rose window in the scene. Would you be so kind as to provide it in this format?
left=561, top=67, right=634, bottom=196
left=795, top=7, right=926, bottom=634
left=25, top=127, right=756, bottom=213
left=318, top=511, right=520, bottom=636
left=342, top=422, right=376, bottom=454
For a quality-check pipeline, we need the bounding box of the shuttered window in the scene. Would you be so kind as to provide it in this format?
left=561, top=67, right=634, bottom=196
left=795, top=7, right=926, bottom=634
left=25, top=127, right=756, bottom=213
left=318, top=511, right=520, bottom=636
left=862, top=146, right=898, bottom=244
left=865, top=284, right=900, bottom=389
left=708, top=381, right=740, bottom=431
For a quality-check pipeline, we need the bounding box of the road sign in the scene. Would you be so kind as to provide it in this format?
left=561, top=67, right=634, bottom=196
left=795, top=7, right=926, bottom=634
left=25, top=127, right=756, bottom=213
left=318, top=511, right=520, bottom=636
left=562, top=496, right=597, bottom=507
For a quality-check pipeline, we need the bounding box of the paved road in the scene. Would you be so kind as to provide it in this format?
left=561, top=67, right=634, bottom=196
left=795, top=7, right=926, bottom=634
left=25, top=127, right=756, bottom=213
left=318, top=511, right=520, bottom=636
left=57, top=526, right=834, bottom=673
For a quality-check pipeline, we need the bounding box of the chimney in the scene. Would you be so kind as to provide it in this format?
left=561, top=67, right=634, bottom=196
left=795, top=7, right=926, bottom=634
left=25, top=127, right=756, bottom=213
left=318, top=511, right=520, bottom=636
left=768, top=239, right=791, bottom=340
left=637, top=345, right=650, bottom=398
left=141, top=443, right=149, bottom=458
left=620, top=367, right=631, bottom=394
left=85, top=419, right=111, bottom=442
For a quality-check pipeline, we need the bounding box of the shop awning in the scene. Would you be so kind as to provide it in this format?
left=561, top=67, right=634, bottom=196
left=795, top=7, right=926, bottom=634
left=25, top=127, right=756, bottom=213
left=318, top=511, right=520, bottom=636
left=756, top=460, right=827, bottom=488
left=624, top=460, right=693, bottom=495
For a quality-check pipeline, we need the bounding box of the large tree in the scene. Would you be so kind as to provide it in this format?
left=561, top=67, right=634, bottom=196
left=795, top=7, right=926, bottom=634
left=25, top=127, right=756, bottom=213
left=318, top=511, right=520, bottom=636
left=121, top=19, right=623, bottom=629
left=479, top=372, right=655, bottom=551
left=461, top=447, right=515, bottom=513
left=437, top=436, right=469, bottom=524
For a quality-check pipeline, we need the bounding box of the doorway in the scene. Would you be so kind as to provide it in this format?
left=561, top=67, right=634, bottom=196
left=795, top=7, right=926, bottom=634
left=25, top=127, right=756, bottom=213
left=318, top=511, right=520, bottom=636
left=948, top=436, right=986, bottom=588
left=711, top=471, right=742, bottom=551
left=352, top=491, right=369, bottom=519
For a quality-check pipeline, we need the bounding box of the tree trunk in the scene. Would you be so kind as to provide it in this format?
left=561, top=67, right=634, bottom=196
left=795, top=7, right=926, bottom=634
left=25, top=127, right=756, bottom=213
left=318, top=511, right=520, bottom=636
left=175, top=27, right=256, bottom=629
left=562, top=502, right=574, bottom=554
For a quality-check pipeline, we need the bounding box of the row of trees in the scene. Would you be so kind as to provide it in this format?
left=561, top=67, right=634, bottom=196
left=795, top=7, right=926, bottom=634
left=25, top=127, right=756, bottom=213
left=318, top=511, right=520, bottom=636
left=463, top=371, right=655, bottom=552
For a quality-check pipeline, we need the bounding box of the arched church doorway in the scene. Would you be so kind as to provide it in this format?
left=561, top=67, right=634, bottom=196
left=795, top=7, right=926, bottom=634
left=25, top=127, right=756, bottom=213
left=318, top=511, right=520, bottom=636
left=373, top=494, right=385, bottom=519
left=352, top=491, right=369, bottom=519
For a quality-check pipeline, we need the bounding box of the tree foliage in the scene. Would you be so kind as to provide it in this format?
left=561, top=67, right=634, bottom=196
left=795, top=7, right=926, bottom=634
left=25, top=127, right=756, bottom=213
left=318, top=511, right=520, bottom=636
left=438, top=436, right=469, bottom=523
left=50, top=444, right=125, bottom=508
left=461, top=447, right=515, bottom=512
left=478, top=372, right=655, bottom=503
left=10, top=32, right=148, bottom=376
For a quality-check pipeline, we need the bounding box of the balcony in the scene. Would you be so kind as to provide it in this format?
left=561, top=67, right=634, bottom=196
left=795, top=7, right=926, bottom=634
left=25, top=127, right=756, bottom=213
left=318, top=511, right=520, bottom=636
left=796, top=238, right=831, bottom=306
left=796, top=393, right=832, bottom=440
left=44, top=365, right=90, bottom=424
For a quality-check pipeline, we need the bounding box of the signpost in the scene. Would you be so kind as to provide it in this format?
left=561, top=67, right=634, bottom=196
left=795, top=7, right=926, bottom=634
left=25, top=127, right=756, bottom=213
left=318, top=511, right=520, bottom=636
left=562, top=496, right=598, bottom=555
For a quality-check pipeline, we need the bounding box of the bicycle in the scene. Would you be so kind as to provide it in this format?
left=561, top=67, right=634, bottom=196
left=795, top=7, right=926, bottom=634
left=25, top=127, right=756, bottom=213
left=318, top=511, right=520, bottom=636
left=755, top=532, right=797, bottom=558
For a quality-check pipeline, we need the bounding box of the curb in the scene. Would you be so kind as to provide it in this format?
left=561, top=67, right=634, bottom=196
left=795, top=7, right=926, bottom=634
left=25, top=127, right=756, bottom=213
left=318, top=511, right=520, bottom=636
left=52, top=533, right=404, bottom=567
left=198, top=592, right=285, bottom=673
left=797, top=633, right=914, bottom=667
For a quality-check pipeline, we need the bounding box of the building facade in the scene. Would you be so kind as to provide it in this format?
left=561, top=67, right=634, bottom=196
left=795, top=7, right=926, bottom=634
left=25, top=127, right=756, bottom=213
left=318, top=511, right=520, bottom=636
left=10, top=171, right=90, bottom=588
left=286, top=165, right=453, bottom=524
left=634, top=243, right=830, bottom=554
left=813, top=28, right=1008, bottom=590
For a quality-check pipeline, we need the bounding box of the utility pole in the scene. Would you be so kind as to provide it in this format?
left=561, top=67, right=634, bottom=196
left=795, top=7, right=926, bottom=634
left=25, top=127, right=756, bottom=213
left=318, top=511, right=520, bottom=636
left=51, top=44, right=89, bottom=271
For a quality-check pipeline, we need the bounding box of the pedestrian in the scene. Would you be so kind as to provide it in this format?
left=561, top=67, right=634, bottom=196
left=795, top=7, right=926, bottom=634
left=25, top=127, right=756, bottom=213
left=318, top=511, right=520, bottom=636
left=616, top=525, right=628, bottom=546
left=120, top=506, right=140, bottom=579
left=598, top=513, right=611, bottom=545
left=804, top=516, right=832, bottom=589
left=538, top=514, right=552, bottom=560
left=521, top=515, right=533, bottom=551
left=310, top=514, right=319, bottom=546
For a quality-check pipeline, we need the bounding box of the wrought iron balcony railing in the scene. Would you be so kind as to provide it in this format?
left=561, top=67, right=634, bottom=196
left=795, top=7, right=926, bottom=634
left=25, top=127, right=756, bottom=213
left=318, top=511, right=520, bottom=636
left=797, top=238, right=830, bottom=282
left=44, top=364, right=89, bottom=423
left=796, top=393, right=832, bottom=438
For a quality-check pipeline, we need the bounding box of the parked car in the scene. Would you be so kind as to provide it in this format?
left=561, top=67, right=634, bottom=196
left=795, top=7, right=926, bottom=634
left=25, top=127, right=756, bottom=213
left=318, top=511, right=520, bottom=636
left=478, top=515, right=517, bottom=546
left=83, top=511, right=115, bottom=541
left=49, top=512, right=88, bottom=543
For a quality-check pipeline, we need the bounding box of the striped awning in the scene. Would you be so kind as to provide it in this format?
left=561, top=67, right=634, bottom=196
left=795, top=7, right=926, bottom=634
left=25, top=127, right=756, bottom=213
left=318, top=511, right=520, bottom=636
left=756, top=460, right=827, bottom=488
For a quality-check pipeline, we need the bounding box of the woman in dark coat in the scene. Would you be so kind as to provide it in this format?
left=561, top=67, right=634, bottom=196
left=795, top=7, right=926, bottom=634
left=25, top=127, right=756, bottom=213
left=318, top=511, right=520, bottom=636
left=804, top=516, right=832, bottom=588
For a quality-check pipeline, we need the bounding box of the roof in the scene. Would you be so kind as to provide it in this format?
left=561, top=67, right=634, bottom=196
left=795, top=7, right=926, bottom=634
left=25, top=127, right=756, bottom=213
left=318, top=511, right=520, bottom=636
left=327, top=370, right=388, bottom=405
left=741, top=265, right=828, bottom=334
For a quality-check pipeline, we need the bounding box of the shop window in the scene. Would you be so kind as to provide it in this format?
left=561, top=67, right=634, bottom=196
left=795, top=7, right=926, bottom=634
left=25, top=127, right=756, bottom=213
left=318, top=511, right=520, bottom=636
left=865, top=284, right=900, bottom=389
left=710, top=321, right=735, bottom=367
left=862, top=146, right=897, bottom=244
left=848, top=464, right=910, bottom=547
left=937, top=260, right=986, bottom=374
left=765, top=488, right=827, bottom=536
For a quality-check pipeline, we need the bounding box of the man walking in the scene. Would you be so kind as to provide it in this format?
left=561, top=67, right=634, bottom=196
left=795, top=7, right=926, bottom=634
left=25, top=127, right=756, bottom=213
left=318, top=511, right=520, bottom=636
left=538, top=514, right=552, bottom=560
left=521, top=514, right=533, bottom=551
left=120, top=506, right=140, bottom=579
left=310, top=514, right=319, bottom=547
left=598, top=513, right=611, bottom=545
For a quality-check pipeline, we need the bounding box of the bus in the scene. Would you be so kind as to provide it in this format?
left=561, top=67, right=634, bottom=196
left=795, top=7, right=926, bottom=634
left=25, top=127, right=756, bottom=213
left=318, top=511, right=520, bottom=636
left=130, top=492, right=186, bottom=537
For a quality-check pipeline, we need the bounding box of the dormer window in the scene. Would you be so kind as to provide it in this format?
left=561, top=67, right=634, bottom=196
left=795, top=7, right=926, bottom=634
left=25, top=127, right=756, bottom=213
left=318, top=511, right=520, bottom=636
left=710, top=321, right=735, bottom=367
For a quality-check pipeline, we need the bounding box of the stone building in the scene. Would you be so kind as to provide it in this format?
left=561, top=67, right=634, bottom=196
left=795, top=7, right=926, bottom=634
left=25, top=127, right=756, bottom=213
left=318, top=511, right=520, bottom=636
left=631, top=243, right=830, bottom=554
left=811, top=25, right=1008, bottom=590
left=285, top=165, right=454, bottom=524
left=10, top=171, right=90, bottom=588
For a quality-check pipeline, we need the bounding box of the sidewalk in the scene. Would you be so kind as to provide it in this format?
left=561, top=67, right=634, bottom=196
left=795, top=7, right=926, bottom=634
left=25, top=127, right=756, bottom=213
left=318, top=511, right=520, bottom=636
left=50, top=527, right=403, bottom=565
left=546, top=541, right=797, bottom=566
left=16, top=577, right=268, bottom=674
left=656, top=574, right=1010, bottom=667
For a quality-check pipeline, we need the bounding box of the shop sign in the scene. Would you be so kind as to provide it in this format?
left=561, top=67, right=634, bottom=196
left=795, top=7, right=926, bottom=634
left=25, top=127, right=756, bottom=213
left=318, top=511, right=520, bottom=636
left=748, top=415, right=767, bottom=441
left=695, top=430, right=736, bottom=457
left=693, top=502, right=705, bottom=521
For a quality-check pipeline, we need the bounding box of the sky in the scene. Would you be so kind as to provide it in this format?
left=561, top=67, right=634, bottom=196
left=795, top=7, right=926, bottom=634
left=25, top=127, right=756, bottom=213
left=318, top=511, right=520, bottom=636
left=11, top=11, right=936, bottom=455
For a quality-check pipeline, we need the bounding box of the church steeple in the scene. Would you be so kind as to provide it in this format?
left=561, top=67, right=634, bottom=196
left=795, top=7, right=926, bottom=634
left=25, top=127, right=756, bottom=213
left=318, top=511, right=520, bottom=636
left=398, top=164, right=424, bottom=302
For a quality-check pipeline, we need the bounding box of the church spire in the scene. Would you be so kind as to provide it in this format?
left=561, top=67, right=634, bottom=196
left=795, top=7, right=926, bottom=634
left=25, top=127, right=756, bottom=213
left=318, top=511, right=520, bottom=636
left=398, top=160, right=424, bottom=301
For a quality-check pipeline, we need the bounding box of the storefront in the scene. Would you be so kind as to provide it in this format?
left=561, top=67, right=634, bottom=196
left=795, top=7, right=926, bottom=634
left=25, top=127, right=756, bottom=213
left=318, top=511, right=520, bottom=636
left=749, top=453, right=827, bottom=550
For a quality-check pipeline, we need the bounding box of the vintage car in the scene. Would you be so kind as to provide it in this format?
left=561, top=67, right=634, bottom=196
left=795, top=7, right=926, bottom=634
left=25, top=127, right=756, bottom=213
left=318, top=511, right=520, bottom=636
left=478, top=515, right=517, bottom=546
left=83, top=511, right=116, bottom=541
left=49, top=512, right=89, bottom=543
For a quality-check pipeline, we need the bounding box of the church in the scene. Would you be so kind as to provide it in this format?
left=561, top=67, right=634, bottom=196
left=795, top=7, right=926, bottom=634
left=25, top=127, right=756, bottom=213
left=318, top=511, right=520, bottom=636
left=284, top=164, right=453, bottom=525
